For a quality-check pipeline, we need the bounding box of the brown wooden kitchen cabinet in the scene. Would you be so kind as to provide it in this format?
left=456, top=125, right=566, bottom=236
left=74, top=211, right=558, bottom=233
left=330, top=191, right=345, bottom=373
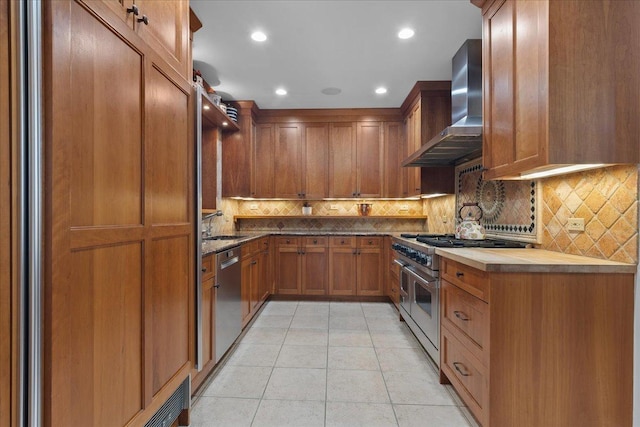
left=45, top=2, right=193, bottom=426
left=93, top=0, right=190, bottom=80
left=400, top=82, right=454, bottom=197
left=275, top=236, right=328, bottom=295
left=252, top=123, right=276, bottom=198
left=439, top=257, right=634, bottom=426
left=222, top=101, right=258, bottom=197
left=384, top=237, right=400, bottom=307
left=383, top=121, right=405, bottom=198
left=241, top=237, right=271, bottom=327
left=191, top=254, right=216, bottom=393
left=328, top=122, right=383, bottom=198
left=328, top=236, right=384, bottom=296
left=479, top=0, right=640, bottom=179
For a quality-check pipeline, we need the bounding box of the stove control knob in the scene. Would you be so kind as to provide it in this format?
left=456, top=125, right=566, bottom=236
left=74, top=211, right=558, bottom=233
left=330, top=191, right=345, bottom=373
left=392, top=243, right=401, bottom=251
left=425, top=255, right=432, bottom=267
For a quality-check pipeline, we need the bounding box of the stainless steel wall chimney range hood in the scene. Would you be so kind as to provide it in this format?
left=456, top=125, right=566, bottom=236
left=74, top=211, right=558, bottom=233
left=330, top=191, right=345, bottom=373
left=403, top=39, right=483, bottom=167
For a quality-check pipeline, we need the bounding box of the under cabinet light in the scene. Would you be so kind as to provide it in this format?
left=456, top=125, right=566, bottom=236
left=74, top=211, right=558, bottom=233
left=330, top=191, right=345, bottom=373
left=519, top=164, right=607, bottom=180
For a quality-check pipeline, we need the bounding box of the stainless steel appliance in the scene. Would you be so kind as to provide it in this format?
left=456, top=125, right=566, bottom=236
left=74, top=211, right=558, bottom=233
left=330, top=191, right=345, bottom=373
left=402, top=39, right=483, bottom=167
left=214, top=246, right=242, bottom=362
left=392, top=234, right=529, bottom=366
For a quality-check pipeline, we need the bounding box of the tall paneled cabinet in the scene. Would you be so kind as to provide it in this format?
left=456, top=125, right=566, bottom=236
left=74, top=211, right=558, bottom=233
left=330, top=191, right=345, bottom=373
left=479, top=0, right=640, bottom=179
left=45, top=1, right=193, bottom=426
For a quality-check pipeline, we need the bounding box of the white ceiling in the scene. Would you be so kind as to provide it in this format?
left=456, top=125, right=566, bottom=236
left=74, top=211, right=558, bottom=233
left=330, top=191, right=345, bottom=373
left=190, top=1, right=482, bottom=110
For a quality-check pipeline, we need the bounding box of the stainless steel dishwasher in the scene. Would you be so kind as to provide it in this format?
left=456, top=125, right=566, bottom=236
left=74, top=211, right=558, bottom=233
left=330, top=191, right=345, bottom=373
left=215, top=245, right=241, bottom=362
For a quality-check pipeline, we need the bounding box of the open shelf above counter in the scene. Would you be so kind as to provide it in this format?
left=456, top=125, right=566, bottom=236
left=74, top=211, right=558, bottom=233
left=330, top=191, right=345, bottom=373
left=201, top=92, right=240, bottom=132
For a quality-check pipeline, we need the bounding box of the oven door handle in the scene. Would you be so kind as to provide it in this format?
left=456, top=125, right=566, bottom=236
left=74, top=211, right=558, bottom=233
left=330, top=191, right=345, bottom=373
left=409, top=269, right=439, bottom=291
left=393, top=259, right=407, bottom=268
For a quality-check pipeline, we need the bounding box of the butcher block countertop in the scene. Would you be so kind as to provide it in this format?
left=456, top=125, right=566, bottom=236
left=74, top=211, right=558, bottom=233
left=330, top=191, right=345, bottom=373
left=435, top=247, right=637, bottom=274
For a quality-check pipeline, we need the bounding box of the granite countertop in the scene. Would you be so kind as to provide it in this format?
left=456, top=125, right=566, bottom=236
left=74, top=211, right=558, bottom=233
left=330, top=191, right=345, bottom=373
left=436, top=247, right=637, bottom=274
left=201, top=231, right=401, bottom=256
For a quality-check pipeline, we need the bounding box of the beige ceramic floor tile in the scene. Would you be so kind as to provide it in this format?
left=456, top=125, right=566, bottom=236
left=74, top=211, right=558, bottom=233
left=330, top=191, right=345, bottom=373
left=225, top=343, right=281, bottom=367
left=383, top=371, right=456, bottom=406
left=329, top=315, right=368, bottom=330
left=327, top=369, right=390, bottom=403
left=328, top=346, right=380, bottom=371
left=326, top=401, right=398, bottom=427
left=263, top=367, right=327, bottom=401
left=290, top=314, right=329, bottom=329
left=283, top=328, right=329, bottom=346
left=275, top=345, right=328, bottom=369
left=251, top=314, right=293, bottom=329
left=394, top=404, right=472, bottom=427
left=252, top=399, right=325, bottom=427
left=240, top=327, right=288, bottom=345
left=330, top=302, right=365, bottom=317
left=200, top=366, right=272, bottom=399
left=189, top=396, right=259, bottom=427
left=328, top=329, right=373, bottom=347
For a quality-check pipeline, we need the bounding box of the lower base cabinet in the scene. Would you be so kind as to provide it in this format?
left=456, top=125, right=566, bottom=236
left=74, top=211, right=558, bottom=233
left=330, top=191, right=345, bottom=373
left=273, top=235, right=385, bottom=297
left=439, top=258, right=634, bottom=427
left=191, top=255, right=216, bottom=392
left=242, top=237, right=271, bottom=327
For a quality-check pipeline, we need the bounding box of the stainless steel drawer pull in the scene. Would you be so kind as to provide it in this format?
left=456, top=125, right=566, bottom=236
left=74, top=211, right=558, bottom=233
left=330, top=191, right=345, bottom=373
left=454, top=311, right=470, bottom=321
left=453, top=362, right=470, bottom=377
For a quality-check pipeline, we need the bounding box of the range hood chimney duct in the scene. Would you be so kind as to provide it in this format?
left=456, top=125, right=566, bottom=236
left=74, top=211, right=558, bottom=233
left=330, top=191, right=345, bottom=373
left=402, top=39, right=483, bottom=167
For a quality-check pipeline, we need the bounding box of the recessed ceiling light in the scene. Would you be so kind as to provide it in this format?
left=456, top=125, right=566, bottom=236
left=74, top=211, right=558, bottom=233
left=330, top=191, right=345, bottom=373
left=321, top=87, right=342, bottom=95
left=222, top=121, right=228, bottom=126
left=398, top=28, right=415, bottom=39
left=203, top=105, right=210, bottom=110
left=275, top=88, right=287, bottom=96
left=251, top=31, right=267, bottom=42
left=375, top=87, right=388, bottom=94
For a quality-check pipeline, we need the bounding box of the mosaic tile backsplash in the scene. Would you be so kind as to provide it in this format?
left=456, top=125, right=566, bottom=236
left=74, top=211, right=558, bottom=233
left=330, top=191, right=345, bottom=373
left=539, top=165, right=638, bottom=264
left=456, top=159, right=538, bottom=242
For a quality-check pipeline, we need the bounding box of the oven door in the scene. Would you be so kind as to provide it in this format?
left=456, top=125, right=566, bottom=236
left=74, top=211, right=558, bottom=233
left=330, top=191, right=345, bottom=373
left=407, top=268, right=439, bottom=350
left=394, top=259, right=412, bottom=317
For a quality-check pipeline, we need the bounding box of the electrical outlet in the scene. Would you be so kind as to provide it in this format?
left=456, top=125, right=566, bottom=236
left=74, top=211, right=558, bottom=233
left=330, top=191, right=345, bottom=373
left=399, top=204, right=409, bottom=211
left=330, top=205, right=339, bottom=210
left=567, top=218, right=585, bottom=232
left=442, top=216, right=448, bottom=224
left=249, top=204, right=259, bottom=210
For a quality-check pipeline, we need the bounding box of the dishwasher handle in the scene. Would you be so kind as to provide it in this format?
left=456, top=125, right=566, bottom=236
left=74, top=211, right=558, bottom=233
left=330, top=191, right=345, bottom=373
left=219, top=256, right=239, bottom=270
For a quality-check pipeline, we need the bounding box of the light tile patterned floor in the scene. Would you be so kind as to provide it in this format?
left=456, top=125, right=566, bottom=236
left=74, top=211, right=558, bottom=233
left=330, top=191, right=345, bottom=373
left=191, top=301, right=478, bottom=427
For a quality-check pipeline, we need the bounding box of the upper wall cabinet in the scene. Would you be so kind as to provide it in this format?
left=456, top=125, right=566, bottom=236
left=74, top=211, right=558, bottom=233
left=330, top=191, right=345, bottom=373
left=93, top=0, right=190, bottom=80
left=401, top=82, right=455, bottom=197
left=480, top=0, right=640, bottom=180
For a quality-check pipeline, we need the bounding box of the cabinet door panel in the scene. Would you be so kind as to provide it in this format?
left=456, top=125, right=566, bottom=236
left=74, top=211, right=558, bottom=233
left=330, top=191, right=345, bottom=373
left=274, top=124, right=303, bottom=198
left=302, top=246, right=327, bottom=295
left=329, top=123, right=356, bottom=198
left=484, top=0, right=514, bottom=170
left=384, top=121, right=405, bottom=198
left=149, top=235, right=190, bottom=395
left=147, top=65, right=191, bottom=224
left=303, top=123, right=329, bottom=199
left=357, top=122, right=383, bottom=198
left=276, top=247, right=301, bottom=294
left=253, top=123, right=275, bottom=197
left=329, top=247, right=356, bottom=296
left=357, top=247, right=383, bottom=296
left=134, top=0, right=189, bottom=79
left=66, top=3, right=143, bottom=227
left=51, top=243, right=144, bottom=426
left=241, top=257, right=252, bottom=323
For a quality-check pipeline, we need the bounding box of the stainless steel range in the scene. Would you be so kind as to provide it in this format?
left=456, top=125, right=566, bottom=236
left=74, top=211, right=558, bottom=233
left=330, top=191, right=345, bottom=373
left=392, top=234, right=529, bottom=366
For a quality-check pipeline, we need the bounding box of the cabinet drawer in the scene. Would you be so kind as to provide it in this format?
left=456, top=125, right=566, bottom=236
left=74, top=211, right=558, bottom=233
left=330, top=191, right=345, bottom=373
left=330, top=236, right=356, bottom=247
left=441, top=259, right=489, bottom=302
left=201, top=255, right=215, bottom=281
left=358, top=236, right=382, bottom=248
left=275, top=236, right=300, bottom=247
left=441, top=328, right=487, bottom=425
left=304, top=236, right=327, bottom=247
left=442, top=280, right=488, bottom=363
left=257, top=237, right=270, bottom=252
left=242, top=240, right=260, bottom=258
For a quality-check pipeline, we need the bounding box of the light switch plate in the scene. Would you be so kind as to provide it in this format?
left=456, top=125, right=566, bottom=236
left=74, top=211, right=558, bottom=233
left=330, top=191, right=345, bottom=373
left=567, top=218, right=585, bottom=231
left=330, top=205, right=339, bottom=210
left=250, top=204, right=259, bottom=210
left=399, top=204, right=409, bottom=211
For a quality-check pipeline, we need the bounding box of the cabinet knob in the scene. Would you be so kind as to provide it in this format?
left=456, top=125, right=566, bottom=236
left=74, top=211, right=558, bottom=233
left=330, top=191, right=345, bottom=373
left=126, top=4, right=139, bottom=15
left=137, top=15, right=149, bottom=25
left=454, top=310, right=470, bottom=321
left=456, top=271, right=464, bottom=278
left=340, top=239, right=345, bottom=244
left=286, top=239, right=290, bottom=244
left=368, top=240, right=372, bottom=245
left=201, top=267, right=207, bottom=273
left=313, top=239, right=318, bottom=244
